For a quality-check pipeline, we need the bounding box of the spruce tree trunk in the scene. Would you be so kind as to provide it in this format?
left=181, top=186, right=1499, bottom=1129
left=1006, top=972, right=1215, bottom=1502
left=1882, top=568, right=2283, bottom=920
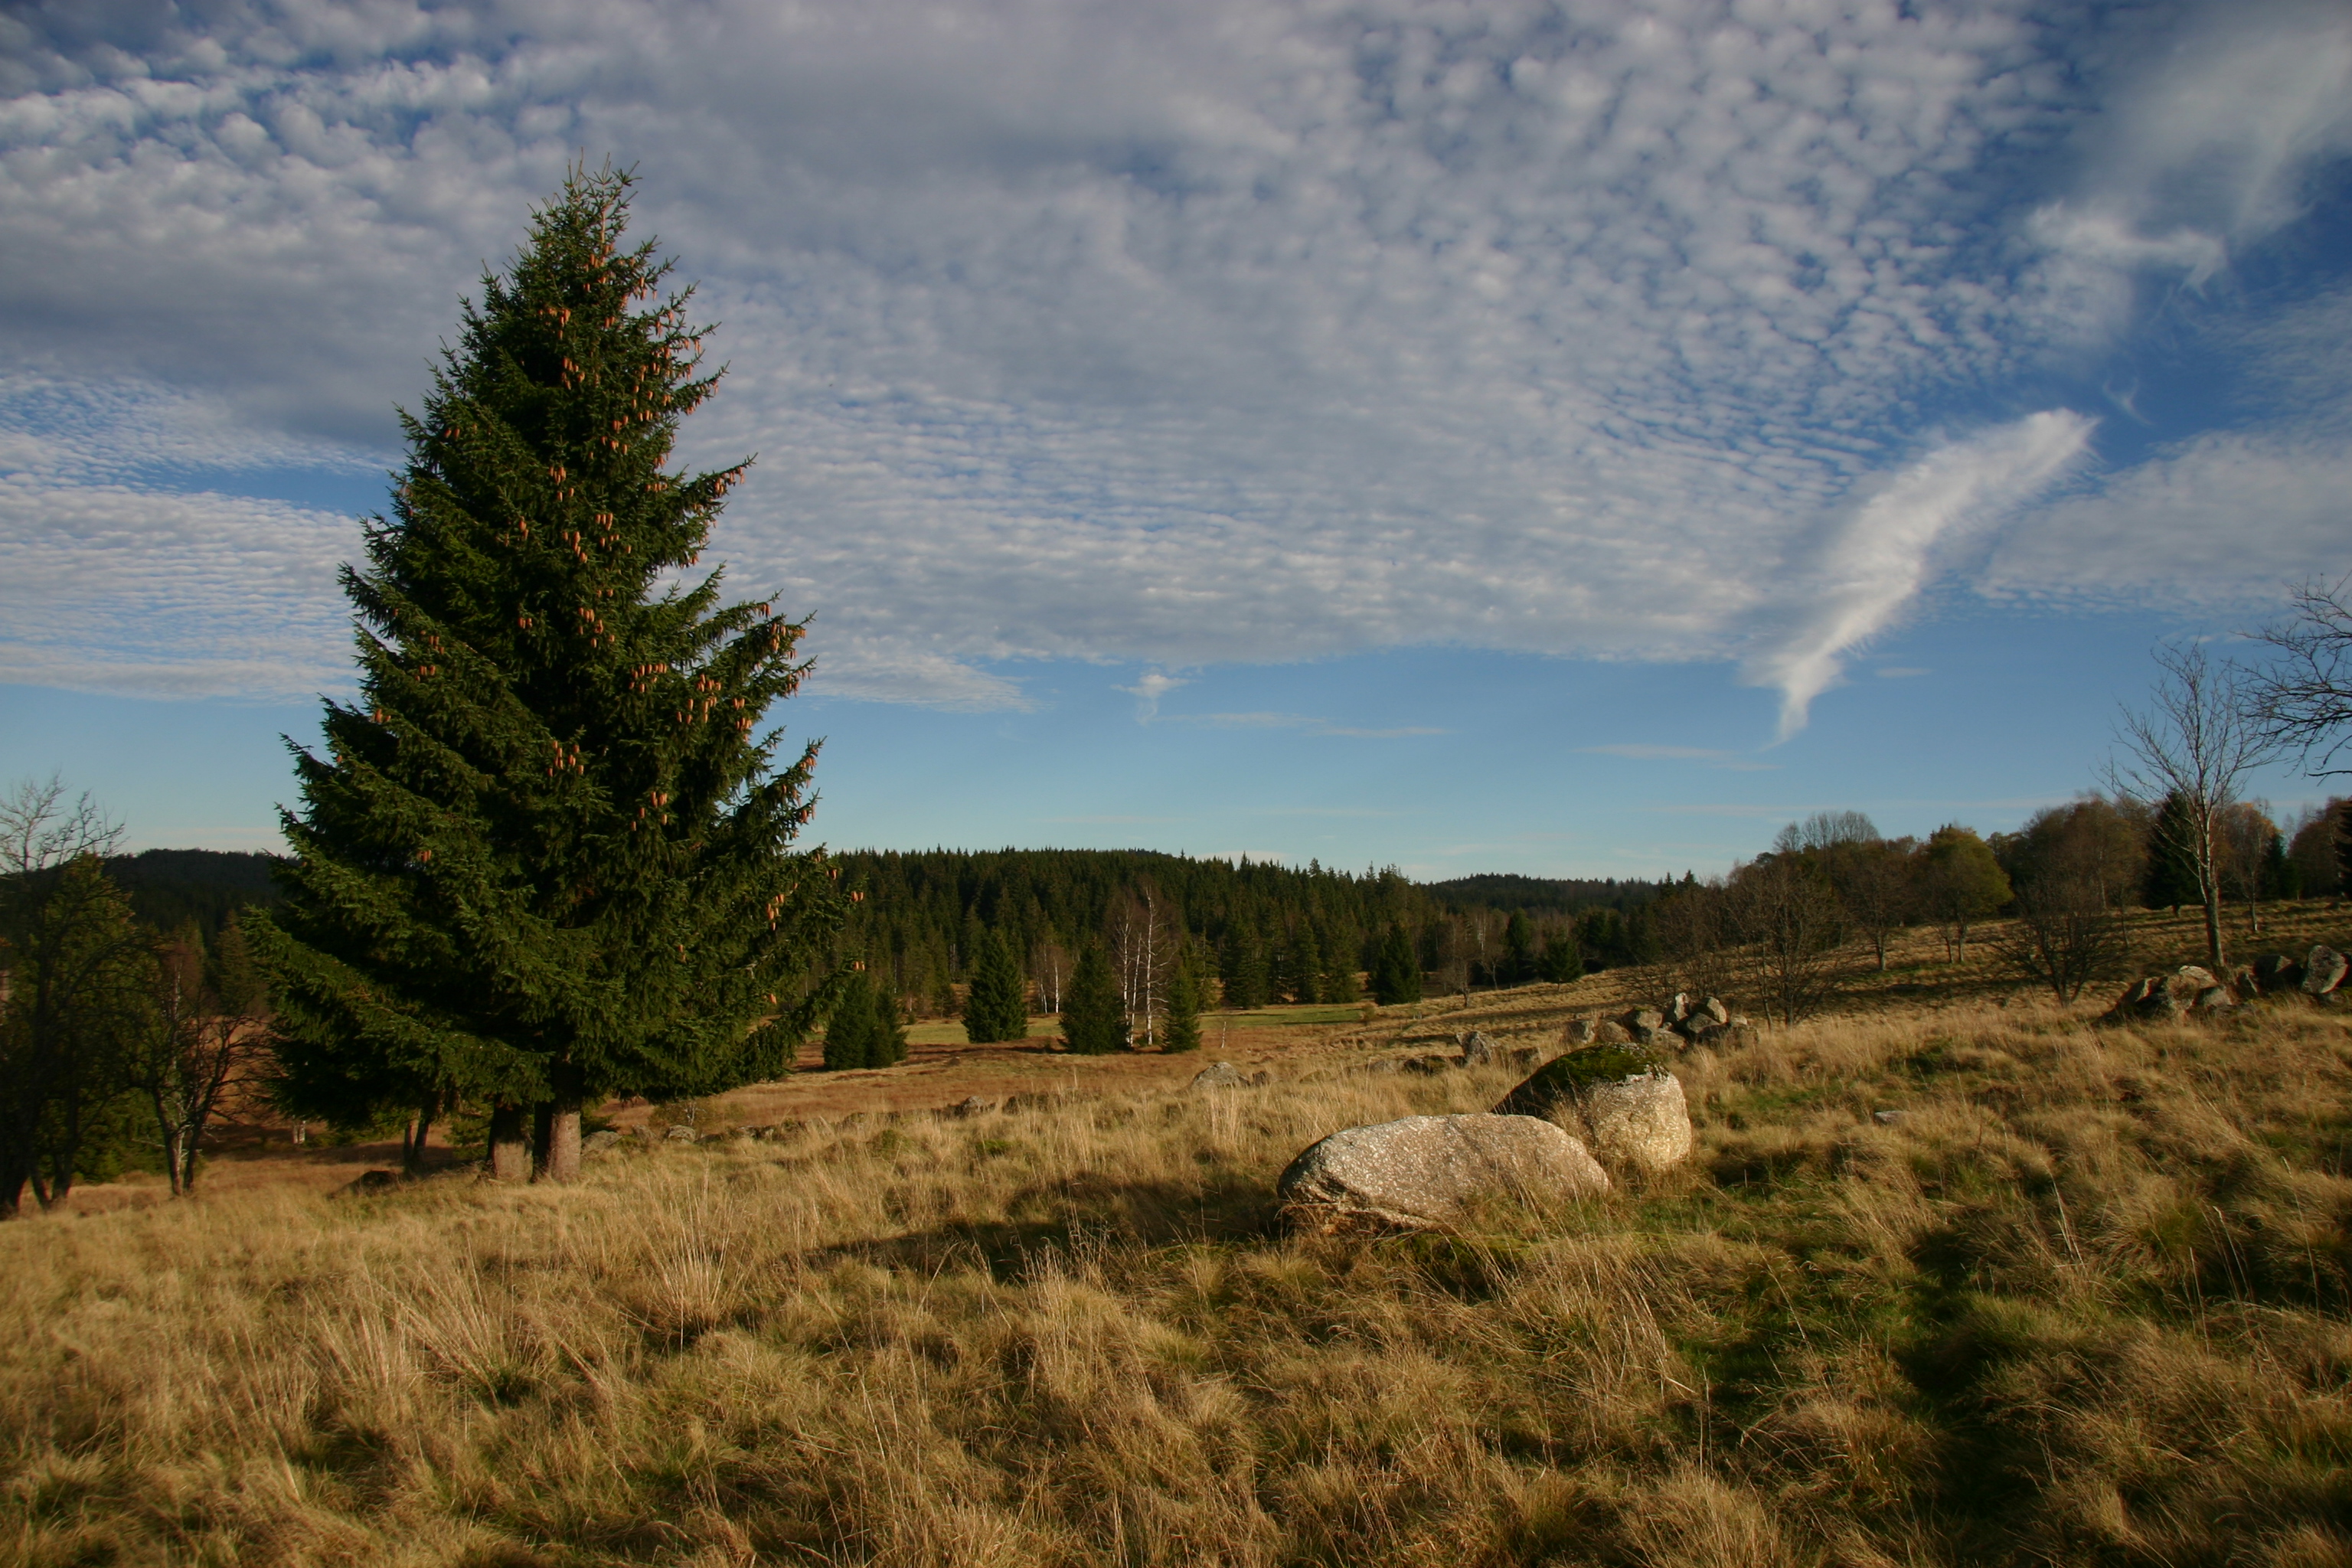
left=402, top=1095, right=438, bottom=1178
left=540, top=1063, right=583, bottom=1184
left=531, top=1102, right=554, bottom=1178
left=487, top=1103, right=531, bottom=1182
left=542, top=1099, right=583, bottom=1184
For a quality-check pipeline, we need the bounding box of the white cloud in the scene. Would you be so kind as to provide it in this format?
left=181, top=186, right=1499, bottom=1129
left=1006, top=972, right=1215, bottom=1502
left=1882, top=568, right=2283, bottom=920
left=0, top=474, right=359, bottom=701
left=1116, top=670, right=1187, bottom=721
left=0, top=1, right=2345, bottom=720
left=1743, top=411, right=2094, bottom=740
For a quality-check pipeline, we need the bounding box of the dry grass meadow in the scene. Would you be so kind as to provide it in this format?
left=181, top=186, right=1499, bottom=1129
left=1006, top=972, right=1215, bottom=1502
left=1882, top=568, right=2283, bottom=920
left=8, top=909, right=2352, bottom=1566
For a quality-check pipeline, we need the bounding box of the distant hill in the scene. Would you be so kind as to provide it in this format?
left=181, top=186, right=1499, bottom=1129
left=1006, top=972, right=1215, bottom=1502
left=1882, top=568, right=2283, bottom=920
left=1421, top=873, right=1662, bottom=913
left=104, top=848, right=285, bottom=934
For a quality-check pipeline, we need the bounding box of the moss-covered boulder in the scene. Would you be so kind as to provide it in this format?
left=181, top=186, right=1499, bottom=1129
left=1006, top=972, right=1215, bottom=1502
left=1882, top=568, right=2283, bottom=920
left=1494, top=1045, right=1692, bottom=1171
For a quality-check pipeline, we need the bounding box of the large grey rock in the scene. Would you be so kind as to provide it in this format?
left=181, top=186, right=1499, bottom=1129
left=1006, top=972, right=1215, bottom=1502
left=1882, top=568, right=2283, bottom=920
left=1278, top=1114, right=1609, bottom=1232
left=1461, top=1031, right=1503, bottom=1067
left=2305, top=946, right=2347, bottom=996
left=1619, top=1008, right=1666, bottom=1034
left=582, top=1129, right=626, bottom=1156
left=1562, top=1017, right=1597, bottom=1045
left=1496, top=1050, right=1694, bottom=1171
left=1191, top=1060, right=1250, bottom=1089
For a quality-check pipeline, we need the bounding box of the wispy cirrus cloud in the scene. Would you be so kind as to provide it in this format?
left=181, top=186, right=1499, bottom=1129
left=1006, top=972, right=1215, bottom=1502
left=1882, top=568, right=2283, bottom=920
left=1743, top=411, right=2094, bottom=740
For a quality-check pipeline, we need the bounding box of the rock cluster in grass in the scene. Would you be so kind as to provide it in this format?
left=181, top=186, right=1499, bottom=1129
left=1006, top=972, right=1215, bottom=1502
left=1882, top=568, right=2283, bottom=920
left=1276, top=1112, right=1609, bottom=1233
left=1563, top=993, right=1751, bottom=1050
left=1364, top=1031, right=1544, bottom=1076
left=2105, top=946, right=2346, bottom=1024
left=1494, top=1046, right=1694, bottom=1172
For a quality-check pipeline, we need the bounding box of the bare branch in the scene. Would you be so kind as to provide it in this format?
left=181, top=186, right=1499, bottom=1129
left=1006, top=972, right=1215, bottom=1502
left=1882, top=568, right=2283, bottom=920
left=2105, top=642, right=2277, bottom=970
left=0, top=775, right=124, bottom=878
left=2247, top=572, right=2352, bottom=776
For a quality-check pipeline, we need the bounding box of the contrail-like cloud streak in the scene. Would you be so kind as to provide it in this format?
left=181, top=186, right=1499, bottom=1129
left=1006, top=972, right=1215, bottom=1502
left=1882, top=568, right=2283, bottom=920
left=1749, top=410, right=2095, bottom=740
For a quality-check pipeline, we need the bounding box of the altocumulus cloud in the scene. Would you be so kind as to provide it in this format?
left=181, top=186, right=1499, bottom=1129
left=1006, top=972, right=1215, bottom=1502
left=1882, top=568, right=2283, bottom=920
left=2, top=0, right=2347, bottom=717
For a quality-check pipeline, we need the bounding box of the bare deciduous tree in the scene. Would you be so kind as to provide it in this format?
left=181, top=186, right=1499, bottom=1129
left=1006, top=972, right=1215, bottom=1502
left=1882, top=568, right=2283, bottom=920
left=1994, top=803, right=2138, bottom=1003
left=1111, top=885, right=1174, bottom=1047
left=2216, top=801, right=2281, bottom=937
left=1029, top=935, right=1070, bottom=1017
left=126, top=917, right=266, bottom=1196
left=1831, top=840, right=1915, bottom=972
left=2249, top=573, right=2352, bottom=775
left=2109, top=643, right=2277, bottom=971
left=1726, top=855, right=1847, bottom=1024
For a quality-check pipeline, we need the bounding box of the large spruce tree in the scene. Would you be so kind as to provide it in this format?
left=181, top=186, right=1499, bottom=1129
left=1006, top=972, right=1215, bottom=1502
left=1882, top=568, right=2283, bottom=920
left=258, top=168, right=842, bottom=1181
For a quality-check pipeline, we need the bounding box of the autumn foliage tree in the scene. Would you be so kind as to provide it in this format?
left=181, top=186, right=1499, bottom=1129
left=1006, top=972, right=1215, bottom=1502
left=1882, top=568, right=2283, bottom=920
left=256, top=168, right=842, bottom=1181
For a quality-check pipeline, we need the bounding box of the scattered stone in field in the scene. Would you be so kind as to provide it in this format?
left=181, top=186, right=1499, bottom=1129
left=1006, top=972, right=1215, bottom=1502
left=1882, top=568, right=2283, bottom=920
left=2252, top=952, right=2305, bottom=993
left=2105, top=966, right=2236, bottom=1023
left=338, top=1170, right=401, bottom=1196
left=1191, top=1061, right=1250, bottom=1089
left=663, top=1124, right=701, bottom=1142
left=1564, top=1015, right=1631, bottom=1046
left=2195, top=986, right=2236, bottom=1012
left=1460, top=1031, right=1502, bottom=1067
left=1495, top=1047, right=1693, bottom=1171
left=1872, top=1109, right=1906, bottom=1125
left=1679, top=1015, right=1724, bottom=1046
left=1693, top=996, right=1731, bottom=1027
left=581, top=1129, right=625, bottom=1156
left=1619, top=1008, right=1666, bottom=1035
left=2305, top=946, right=2347, bottom=996
left=1277, top=1112, right=1609, bottom=1233
left=2231, top=965, right=2259, bottom=998
left=1402, top=1053, right=1456, bottom=1075
left=948, top=1095, right=995, bottom=1116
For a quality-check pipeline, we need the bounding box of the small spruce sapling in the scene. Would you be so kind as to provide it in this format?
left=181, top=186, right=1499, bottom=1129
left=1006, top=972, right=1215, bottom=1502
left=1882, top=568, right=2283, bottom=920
left=1060, top=943, right=1129, bottom=1055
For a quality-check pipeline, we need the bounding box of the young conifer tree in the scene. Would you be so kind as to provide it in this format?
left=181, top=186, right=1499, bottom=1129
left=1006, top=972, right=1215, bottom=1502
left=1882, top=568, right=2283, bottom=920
left=961, top=929, right=1027, bottom=1044
left=1160, top=954, right=1202, bottom=1054
left=822, top=969, right=903, bottom=1070
left=259, top=167, right=843, bottom=1181
left=1369, top=923, right=1422, bottom=1006
left=1060, top=944, right=1129, bottom=1054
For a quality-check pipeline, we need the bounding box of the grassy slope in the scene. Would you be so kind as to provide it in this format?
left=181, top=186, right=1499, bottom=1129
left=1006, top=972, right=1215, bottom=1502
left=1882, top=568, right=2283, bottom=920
left=7, top=916, right=2352, bottom=1566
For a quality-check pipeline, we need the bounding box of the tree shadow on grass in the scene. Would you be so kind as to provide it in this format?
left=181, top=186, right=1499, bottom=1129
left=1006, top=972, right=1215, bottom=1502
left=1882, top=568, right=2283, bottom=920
left=815, top=1169, right=1288, bottom=1281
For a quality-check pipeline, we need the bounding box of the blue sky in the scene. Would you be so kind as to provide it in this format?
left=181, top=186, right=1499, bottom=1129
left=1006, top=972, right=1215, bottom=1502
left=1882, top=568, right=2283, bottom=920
left=3, top=0, right=2348, bottom=875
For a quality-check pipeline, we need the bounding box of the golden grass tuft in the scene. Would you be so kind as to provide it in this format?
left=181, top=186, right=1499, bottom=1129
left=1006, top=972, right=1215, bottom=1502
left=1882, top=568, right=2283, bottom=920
left=7, top=991, right=2352, bottom=1565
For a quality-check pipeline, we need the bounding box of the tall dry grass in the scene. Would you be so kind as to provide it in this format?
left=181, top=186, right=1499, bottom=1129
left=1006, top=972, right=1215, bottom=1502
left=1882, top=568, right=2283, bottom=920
left=6, top=997, right=2352, bottom=1566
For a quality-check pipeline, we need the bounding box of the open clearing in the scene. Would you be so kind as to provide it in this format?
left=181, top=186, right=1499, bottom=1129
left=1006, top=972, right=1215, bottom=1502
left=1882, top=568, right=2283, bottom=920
left=8, top=906, right=2352, bottom=1565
